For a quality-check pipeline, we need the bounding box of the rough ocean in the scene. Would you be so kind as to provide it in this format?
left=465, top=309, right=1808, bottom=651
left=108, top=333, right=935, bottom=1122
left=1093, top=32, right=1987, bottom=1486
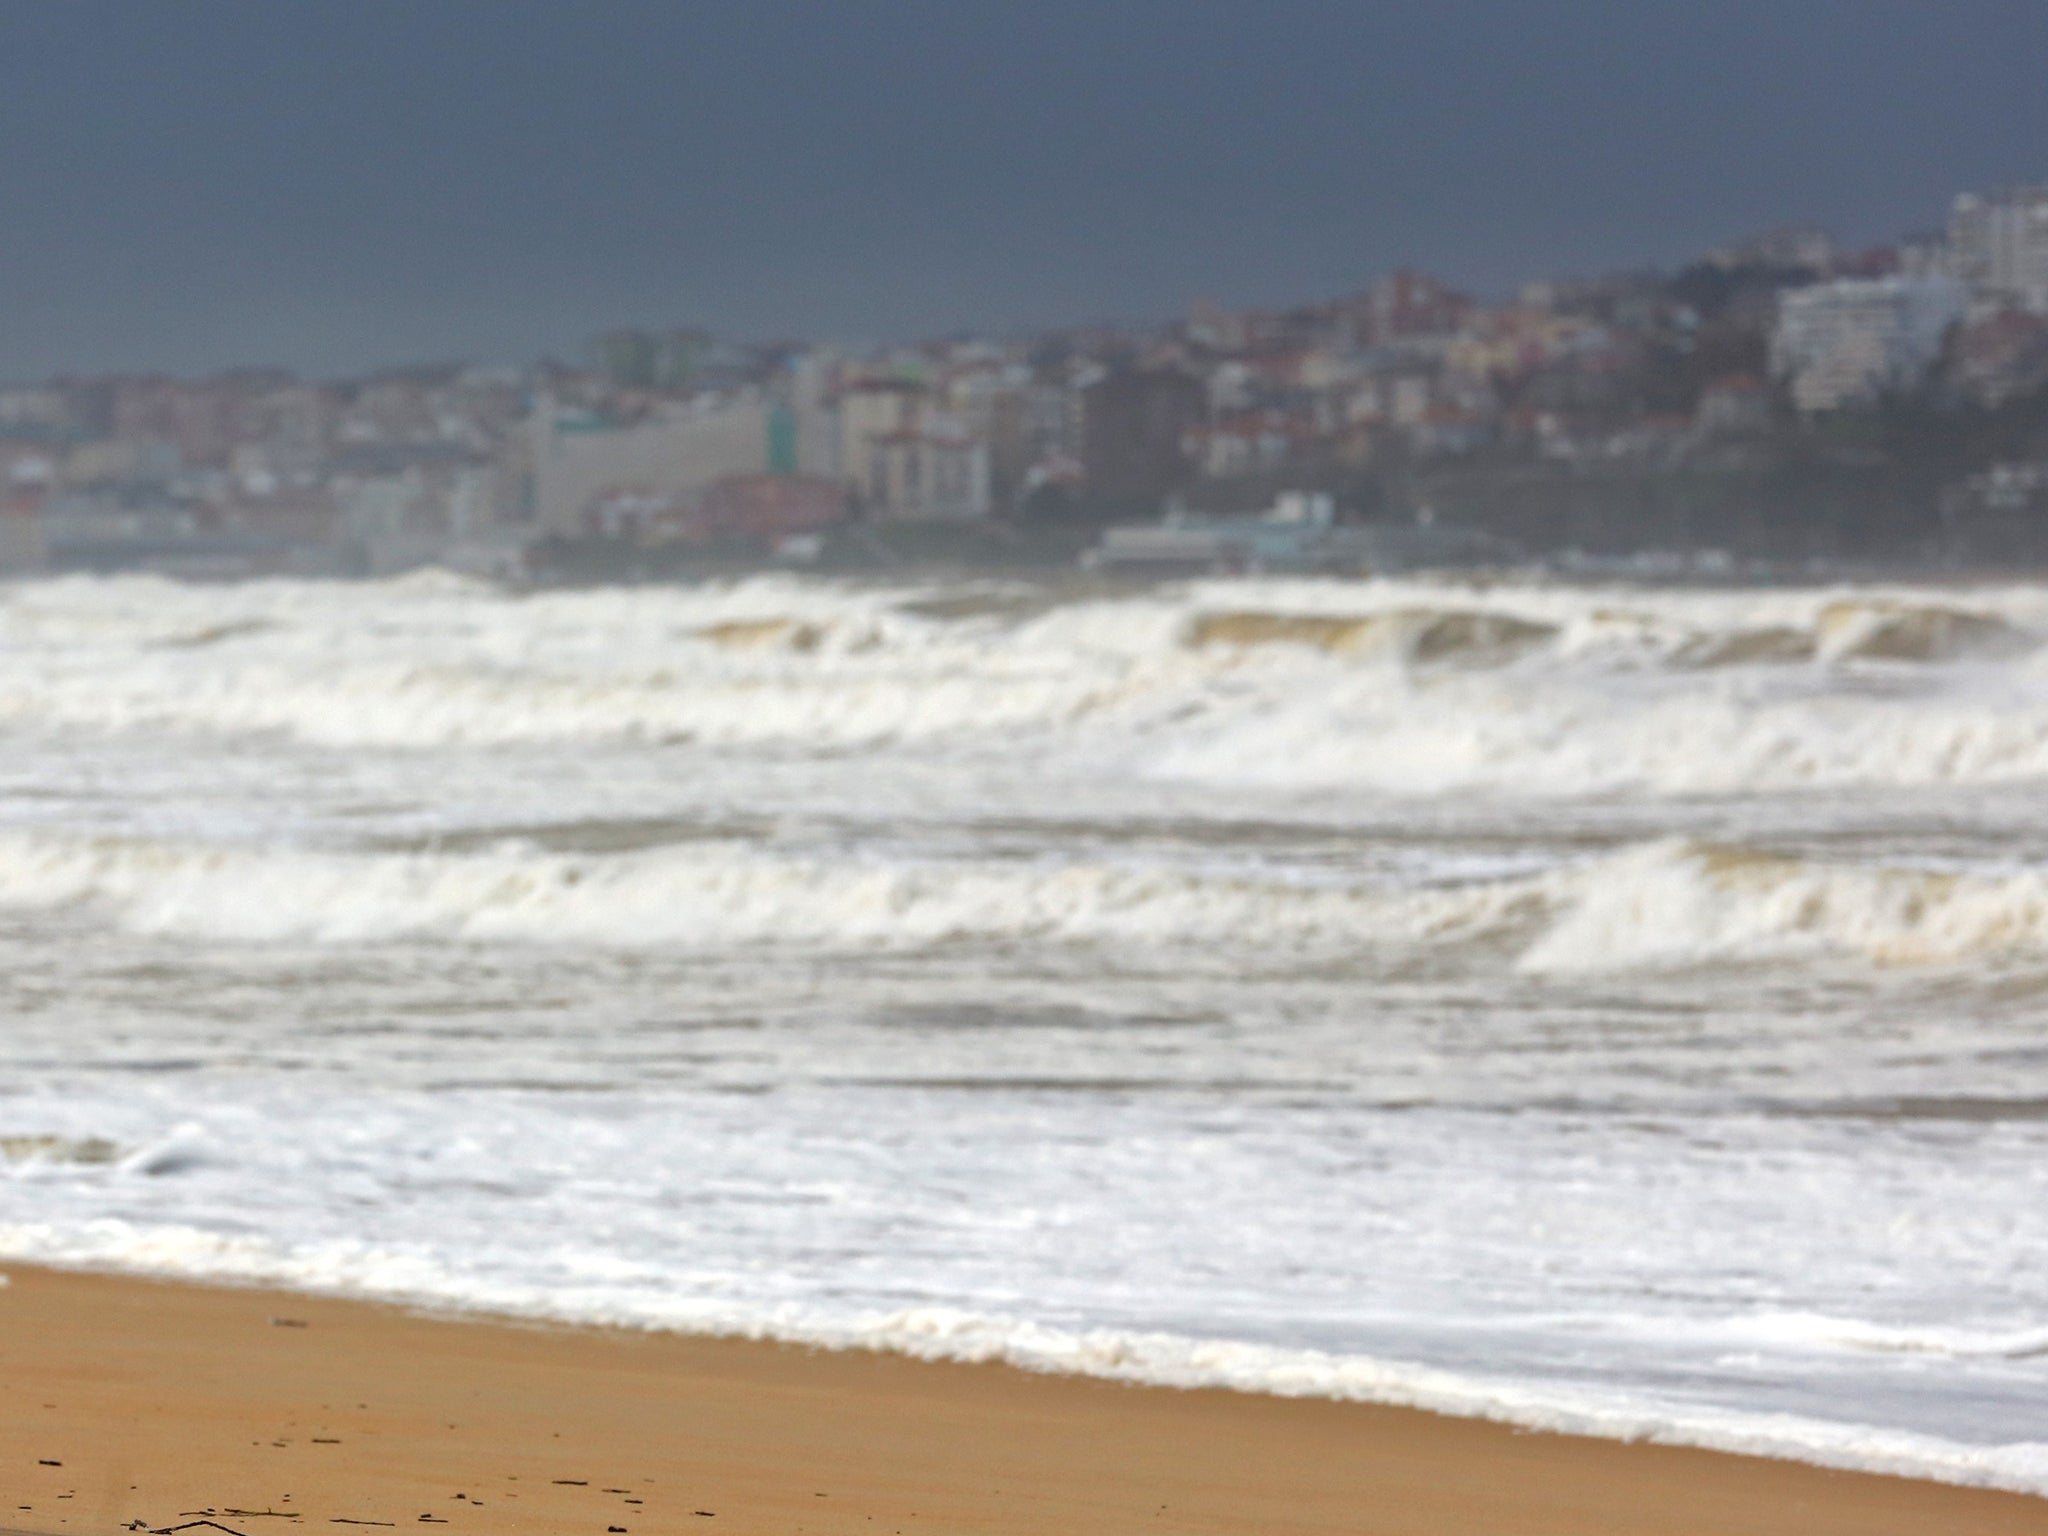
left=2, top=571, right=2047, bottom=1493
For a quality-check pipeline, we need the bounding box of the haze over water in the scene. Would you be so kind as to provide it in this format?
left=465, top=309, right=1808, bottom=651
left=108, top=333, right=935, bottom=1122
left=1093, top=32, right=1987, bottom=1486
left=2, top=570, right=2047, bottom=1492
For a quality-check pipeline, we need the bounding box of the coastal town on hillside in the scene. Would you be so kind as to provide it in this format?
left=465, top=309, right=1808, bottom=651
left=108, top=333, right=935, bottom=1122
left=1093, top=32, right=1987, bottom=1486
left=3, top=180, right=2048, bottom=581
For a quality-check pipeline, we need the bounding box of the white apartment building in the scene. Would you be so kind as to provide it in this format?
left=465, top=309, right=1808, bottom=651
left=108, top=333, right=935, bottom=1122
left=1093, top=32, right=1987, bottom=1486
left=529, top=353, right=843, bottom=535
left=530, top=395, right=774, bottom=534
left=1950, top=187, right=2048, bottom=312
left=1771, top=277, right=1965, bottom=412
left=837, top=380, right=991, bottom=521
left=336, top=464, right=500, bottom=574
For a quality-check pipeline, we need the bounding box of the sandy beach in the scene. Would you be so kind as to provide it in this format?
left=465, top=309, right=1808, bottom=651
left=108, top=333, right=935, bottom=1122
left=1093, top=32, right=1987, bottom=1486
left=0, top=1265, right=2039, bottom=1536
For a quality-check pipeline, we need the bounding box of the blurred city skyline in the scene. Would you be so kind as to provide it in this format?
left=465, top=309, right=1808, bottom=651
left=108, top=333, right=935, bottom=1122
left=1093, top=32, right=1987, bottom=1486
left=2, top=0, right=2045, bottom=376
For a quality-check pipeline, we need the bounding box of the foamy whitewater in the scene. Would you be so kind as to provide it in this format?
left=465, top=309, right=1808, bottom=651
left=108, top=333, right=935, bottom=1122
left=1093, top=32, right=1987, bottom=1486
left=4, top=570, right=2048, bottom=1491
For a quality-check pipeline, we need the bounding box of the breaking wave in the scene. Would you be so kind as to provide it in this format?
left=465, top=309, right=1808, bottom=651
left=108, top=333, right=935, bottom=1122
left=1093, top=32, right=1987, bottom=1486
left=1185, top=607, right=1558, bottom=664
left=1814, top=599, right=2031, bottom=664
left=4, top=828, right=2048, bottom=973
left=0, top=829, right=1540, bottom=953
left=1518, top=839, right=2048, bottom=972
left=7, top=576, right=2048, bottom=797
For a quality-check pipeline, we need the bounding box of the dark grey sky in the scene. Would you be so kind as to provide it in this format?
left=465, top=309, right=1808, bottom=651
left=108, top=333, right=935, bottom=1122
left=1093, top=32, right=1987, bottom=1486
left=2, top=1, right=2043, bottom=377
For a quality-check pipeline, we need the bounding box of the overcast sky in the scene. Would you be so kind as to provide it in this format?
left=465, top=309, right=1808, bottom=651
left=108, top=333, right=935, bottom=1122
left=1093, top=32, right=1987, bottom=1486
left=1, top=1, right=2044, bottom=377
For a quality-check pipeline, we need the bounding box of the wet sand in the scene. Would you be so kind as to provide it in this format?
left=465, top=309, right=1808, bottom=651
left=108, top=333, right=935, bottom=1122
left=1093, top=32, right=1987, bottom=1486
left=1, top=1264, right=2042, bottom=1536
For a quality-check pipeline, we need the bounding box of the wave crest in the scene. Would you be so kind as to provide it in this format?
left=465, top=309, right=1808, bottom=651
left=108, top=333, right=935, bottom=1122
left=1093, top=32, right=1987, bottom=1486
left=7, top=575, right=2048, bottom=795
left=4, top=829, right=2048, bottom=974
left=1187, top=607, right=1557, bottom=664
left=1523, top=839, right=2048, bottom=972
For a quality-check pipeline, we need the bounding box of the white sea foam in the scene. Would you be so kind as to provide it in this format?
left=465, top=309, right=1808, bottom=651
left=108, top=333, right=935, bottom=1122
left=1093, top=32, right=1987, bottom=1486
left=1519, top=838, right=2048, bottom=972
left=2, top=826, right=2047, bottom=974
left=0, top=1217, right=2043, bottom=1497
left=0, top=828, right=1537, bottom=951
left=5, top=575, right=2048, bottom=797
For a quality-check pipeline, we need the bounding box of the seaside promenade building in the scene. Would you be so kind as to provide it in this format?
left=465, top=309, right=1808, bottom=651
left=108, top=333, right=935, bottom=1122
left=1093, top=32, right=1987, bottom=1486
left=530, top=395, right=777, bottom=534
left=1770, top=276, right=1966, bottom=412
left=838, top=378, right=992, bottom=521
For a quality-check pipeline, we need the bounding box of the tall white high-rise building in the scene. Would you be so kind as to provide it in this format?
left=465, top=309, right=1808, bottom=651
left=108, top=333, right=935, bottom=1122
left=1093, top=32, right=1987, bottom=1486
left=1950, top=187, right=2048, bottom=313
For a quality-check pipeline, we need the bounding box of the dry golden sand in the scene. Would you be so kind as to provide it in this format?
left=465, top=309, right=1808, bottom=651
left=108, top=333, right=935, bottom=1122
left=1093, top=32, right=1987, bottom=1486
left=2, top=1265, right=2043, bottom=1536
